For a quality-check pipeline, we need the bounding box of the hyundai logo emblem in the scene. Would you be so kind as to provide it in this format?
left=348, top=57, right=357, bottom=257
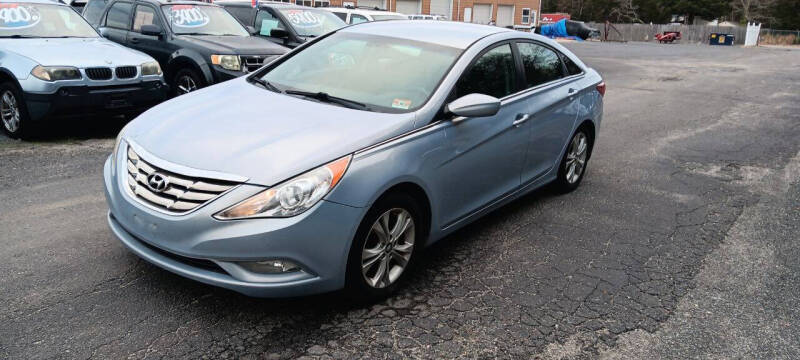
left=146, top=173, right=169, bottom=193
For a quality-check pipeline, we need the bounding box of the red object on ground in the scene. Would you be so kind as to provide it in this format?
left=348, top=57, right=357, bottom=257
left=655, top=31, right=682, bottom=43
left=541, top=13, right=571, bottom=24
left=596, top=82, right=606, bottom=97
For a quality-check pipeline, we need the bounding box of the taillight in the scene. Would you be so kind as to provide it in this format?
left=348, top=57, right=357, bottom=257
left=596, top=82, right=606, bottom=97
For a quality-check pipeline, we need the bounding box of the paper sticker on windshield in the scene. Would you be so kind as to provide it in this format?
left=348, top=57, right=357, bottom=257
left=166, top=5, right=210, bottom=28
left=283, top=10, right=322, bottom=28
left=0, top=4, right=41, bottom=30
left=392, top=99, right=411, bottom=110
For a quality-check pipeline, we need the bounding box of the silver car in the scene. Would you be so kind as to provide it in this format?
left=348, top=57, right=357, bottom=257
left=104, top=21, right=604, bottom=298
left=0, top=0, right=167, bottom=138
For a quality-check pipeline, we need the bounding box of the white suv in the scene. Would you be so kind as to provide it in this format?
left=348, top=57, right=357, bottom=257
left=324, top=7, right=407, bottom=24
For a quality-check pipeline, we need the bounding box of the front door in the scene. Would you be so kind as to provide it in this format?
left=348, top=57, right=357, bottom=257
left=437, top=43, right=530, bottom=227
left=127, top=4, right=170, bottom=65
left=101, top=1, right=133, bottom=44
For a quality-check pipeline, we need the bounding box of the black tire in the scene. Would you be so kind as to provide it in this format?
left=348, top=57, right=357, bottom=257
left=345, top=192, right=425, bottom=301
left=0, top=81, right=31, bottom=139
left=171, top=68, right=204, bottom=97
left=553, top=126, right=593, bottom=193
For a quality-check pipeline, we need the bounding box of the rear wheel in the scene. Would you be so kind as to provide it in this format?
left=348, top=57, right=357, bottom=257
left=554, top=126, right=593, bottom=193
left=0, top=82, right=29, bottom=139
left=172, top=69, right=203, bottom=97
left=346, top=193, right=423, bottom=300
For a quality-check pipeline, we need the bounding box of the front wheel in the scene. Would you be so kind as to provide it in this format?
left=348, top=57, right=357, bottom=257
left=0, top=82, right=30, bottom=139
left=172, top=69, right=203, bottom=97
left=554, top=127, right=593, bottom=193
left=346, top=193, right=423, bottom=300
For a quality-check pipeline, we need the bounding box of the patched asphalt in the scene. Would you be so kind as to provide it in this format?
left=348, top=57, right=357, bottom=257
left=1, top=42, right=799, bottom=359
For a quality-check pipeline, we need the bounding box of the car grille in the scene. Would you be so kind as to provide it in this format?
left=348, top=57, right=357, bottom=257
left=125, top=146, right=238, bottom=214
left=86, top=67, right=112, bottom=80
left=115, top=66, right=137, bottom=79
left=241, top=55, right=278, bottom=73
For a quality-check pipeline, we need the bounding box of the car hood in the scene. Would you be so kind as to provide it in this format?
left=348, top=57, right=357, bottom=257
left=124, top=77, right=416, bottom=186
left=178, top=35, right=288, bottom=55
left=1, top=38, right=153, bottom=67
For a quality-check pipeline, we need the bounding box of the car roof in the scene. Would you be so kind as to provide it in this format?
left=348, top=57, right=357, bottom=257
left=0, top=0, right=70, bottom=5
left=216, top=0, right=309, bottom=9
left=340, top=20, right=511, bottom=49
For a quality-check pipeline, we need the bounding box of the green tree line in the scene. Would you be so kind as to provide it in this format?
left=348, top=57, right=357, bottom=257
left=541, top=0, right=800, bottom=30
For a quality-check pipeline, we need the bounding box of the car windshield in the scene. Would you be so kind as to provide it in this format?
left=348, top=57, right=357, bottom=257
left=0, top=3, right=98, bottom=38
left=162, top=4, right=248, bottom=36
left=260, top=32, right=461, bottom=113
left=276, top=8, right=345, bottom=37
left=370, top=14, right=406, bottom=21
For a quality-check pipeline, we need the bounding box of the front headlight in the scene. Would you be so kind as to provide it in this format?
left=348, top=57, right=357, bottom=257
left=30, top=65, right=81, bottom=81
left=215, top=155, right=351, bottom=220
left=210, top=54, right=241, bottom=71
left=141, top=61, right=162, bottom=76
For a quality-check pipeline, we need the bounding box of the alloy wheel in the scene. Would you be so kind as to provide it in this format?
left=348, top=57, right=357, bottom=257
left=1, top=90, right=20, bottom=133
left=177, top=75, right=197, bottom=95
left=361, top=208, right=415, bottom=289
left=565, top=132, right=588, bottom=184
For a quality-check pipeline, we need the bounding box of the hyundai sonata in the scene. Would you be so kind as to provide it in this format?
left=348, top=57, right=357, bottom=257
left=104, top=20, right=604, bottom=298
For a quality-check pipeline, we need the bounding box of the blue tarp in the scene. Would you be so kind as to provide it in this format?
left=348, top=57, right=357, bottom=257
left=538, top=19, right=583, bottom=41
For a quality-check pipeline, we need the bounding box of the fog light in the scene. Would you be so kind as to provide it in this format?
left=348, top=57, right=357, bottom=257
left=238, top=260, right=301, bottom=274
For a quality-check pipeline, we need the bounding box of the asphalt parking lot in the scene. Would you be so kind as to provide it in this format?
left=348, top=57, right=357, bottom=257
left=1, top=41, right=799, bottom=359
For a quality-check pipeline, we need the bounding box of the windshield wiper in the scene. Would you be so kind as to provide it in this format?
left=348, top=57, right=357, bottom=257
left=249, top=77, right=282, bottom=93
left=285, top=90, right=368, bottom=110
left=0, top=35, right=38, bottom=38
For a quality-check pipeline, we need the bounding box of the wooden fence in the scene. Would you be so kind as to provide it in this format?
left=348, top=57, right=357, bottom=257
left=585, top=22, right=749, bottom=44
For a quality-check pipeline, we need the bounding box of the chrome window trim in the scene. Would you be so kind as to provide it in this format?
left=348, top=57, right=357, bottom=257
left=126, top=140, right=249, bottom=183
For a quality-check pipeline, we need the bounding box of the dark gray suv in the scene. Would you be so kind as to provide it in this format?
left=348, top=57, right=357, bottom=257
left=83, top=0, right=288, bottom=96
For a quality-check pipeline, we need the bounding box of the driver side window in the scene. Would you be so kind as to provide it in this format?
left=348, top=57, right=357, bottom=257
left=455, top=44, right=517, bottom=99
left=255, top=9, right=285, bottom=36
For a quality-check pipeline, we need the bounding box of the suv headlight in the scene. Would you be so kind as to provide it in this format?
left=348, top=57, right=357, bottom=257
left=215, top=155, right=351, bottom=220
left=210, top=55, right=241, bottom=71
left=141, top=61, right=162, bottom=76
left=31, top=65, right=81, bottom=81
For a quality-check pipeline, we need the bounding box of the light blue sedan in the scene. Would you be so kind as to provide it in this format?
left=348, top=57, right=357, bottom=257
left=104, top=20, right=604, bottom=298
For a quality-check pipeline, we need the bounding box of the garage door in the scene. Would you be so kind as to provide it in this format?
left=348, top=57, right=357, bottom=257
left=395, top=0, right=420, bottom=15
left=357, top=0, right=384, bottom=9
left=496, top=5, right=513, bottom=27
left=472, top=4, right=491, bottom=24
left=429, top=0, right=450, bottom=19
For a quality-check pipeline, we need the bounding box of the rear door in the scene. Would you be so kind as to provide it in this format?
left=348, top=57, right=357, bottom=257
left=515, top=41, right=580, bottom=183
left=101, top=1, right=133, bottom=44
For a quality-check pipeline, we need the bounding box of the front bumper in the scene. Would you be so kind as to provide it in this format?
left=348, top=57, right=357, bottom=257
left=24, top=81, right=167, bottom=121
left=102, top=156, right=364, bottom=297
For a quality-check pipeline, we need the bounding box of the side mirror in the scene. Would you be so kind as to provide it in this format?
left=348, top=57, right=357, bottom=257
left=246, top=25, right=257, bottom=35
left=97, top=26, right=111, bottom=38
left=446, top=93, right=501, bottom=119
left=140, top=24, right=163, bottom=37
left=270, top=28, right=289, bottom=39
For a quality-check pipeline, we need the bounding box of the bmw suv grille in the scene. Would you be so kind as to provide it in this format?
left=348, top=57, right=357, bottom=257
left=115, top=66, right=137, bottom=79
left=86, top=67, right=112, bottom=80
left=125, top=147, right=238, bottom=214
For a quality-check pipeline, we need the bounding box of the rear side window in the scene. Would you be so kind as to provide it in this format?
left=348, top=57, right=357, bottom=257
left=105, top=1, right=132, bottom=29
left=563, top=55, right=583, bottom=75
left=83, top=0, right=108, bottom=25
left=350, top=14, right=368, bottom=24
left=517, top=42, right=564, bottom=87
left=132, top=5, right=159, bottom=32
left=456, top=44, right=517, bottom=99
left=226, top=6, right=256, bottom=26
left=332, top=11, right=346, bottom=21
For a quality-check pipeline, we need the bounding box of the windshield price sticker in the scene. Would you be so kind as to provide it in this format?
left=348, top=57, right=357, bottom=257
left=392, top=99, right=411, bottom=110
left=0, top=4, right=41, bottom=30
left=167, top=5, right=210, bottom=28
left=284, top=10, right=322, bottom=28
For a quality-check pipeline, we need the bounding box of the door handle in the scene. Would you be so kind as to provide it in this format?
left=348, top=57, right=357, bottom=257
left=512, top=113, right=531, bottom=127
left=130, top=37, right=140, bottom=44
left=568, top=87, right=577, bottom=94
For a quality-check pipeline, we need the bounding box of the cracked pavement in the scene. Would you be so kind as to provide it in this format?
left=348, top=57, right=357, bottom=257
left=1, top=42, right=799, bottom=359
